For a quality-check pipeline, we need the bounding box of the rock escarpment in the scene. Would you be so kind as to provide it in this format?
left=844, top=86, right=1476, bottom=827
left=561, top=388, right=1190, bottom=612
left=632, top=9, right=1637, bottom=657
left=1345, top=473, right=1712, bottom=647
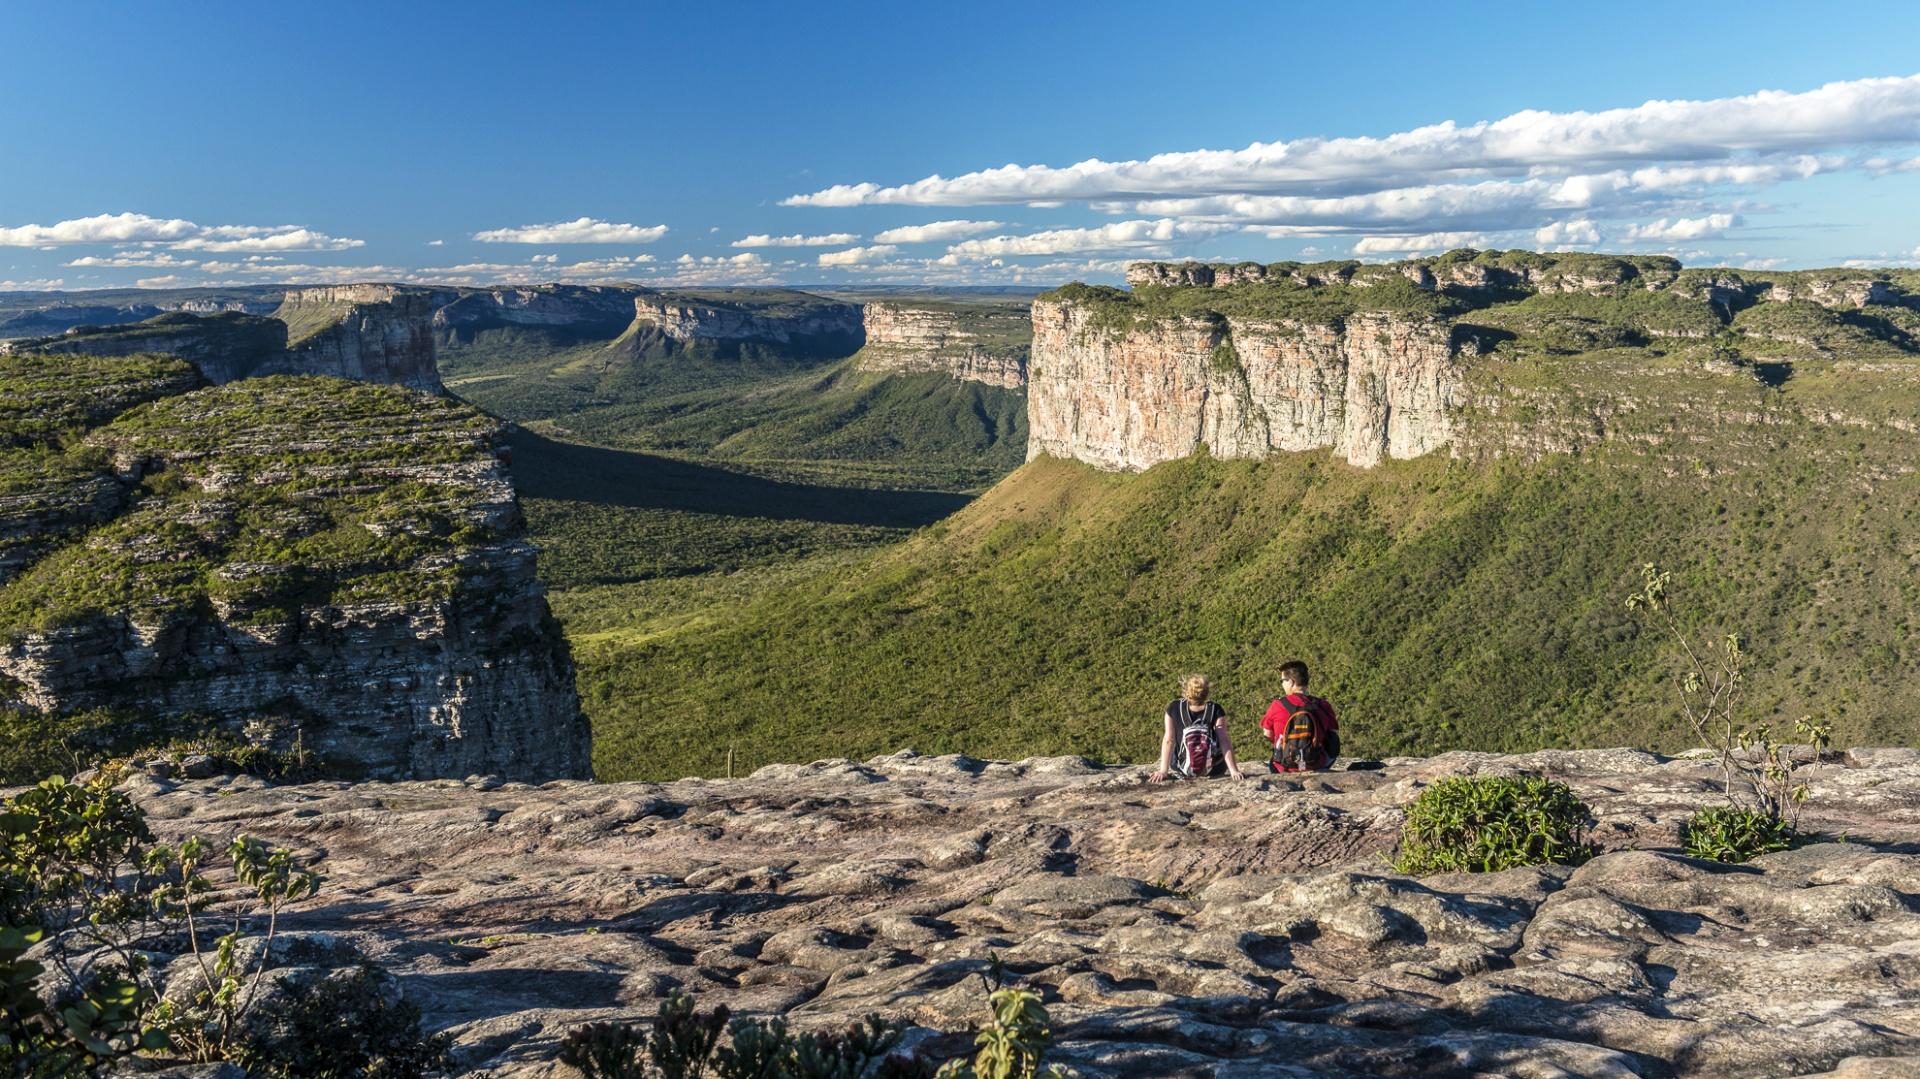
left=264, top=284, right=442, bottom=390
left=107, top=747, right=1920, bottom=1076
left=1038, top=251, right=1920, bottom=472
left=0, top=311, right=289, bottom=370
left=1029, top=299, right=1466, bottom=469
left=433, top=284, right=647, bottom=343
left=627, top=291, right=864, bottom=356
left=0, top=351, right=588, bottom=780
left=854, top=302, right=1030, bottom=388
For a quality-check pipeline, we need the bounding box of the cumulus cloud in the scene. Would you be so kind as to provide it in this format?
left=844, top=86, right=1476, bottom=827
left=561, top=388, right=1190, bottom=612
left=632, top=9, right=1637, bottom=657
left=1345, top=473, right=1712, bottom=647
left=786, top=75, right=1920, bottom=208
left=731, top=232, right=860, bottom=247
left=473, top=217, right=669, bottom=244
left=817, top=244, right=900, bottom=267
left=1535, top=218, right=1601, bottom=247
left=0, top=211, right=362, bottom=251
left=1351, top=232, right=1491, bottom=256
left=65, top=252, right=199, bottom=269
left=675, top=253, right=767, bottom=267
left=944, top=219, right=1232, bottom=260
left=0, top=278, right=65, bottom=291
left=1622, top=213, right=1741, bottom=242
left=871, top=219, right=1006, bottom=244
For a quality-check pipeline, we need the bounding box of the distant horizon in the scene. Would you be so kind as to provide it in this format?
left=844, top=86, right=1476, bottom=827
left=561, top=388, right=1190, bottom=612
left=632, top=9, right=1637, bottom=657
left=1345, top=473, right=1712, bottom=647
left=5, top=1, right=1920, bottom=292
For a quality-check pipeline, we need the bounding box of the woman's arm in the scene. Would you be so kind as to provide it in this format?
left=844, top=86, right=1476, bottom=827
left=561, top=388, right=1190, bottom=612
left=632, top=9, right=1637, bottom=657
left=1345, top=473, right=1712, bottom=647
left=1216, top=715, right=1246, bottom=779
left=1149, top=712, right=1176, bottom=782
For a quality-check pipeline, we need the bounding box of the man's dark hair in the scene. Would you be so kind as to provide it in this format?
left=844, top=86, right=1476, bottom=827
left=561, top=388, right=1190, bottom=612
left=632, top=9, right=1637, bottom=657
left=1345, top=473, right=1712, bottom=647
left=1279, top=660, right=1310, bottom=688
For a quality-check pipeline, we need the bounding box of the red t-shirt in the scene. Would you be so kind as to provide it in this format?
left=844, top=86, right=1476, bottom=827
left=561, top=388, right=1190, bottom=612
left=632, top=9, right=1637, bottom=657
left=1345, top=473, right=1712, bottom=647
left=1261, top=693, right=1338, bottom=771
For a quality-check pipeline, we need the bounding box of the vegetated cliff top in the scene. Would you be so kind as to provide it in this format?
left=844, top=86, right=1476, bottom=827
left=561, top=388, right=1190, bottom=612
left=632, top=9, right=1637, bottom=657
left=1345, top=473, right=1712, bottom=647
left=0, top=349, right=589, bottom=782
left=1040, top=248, right=1920, bottom=361
left=108, top=745, right=1920, bottom=1077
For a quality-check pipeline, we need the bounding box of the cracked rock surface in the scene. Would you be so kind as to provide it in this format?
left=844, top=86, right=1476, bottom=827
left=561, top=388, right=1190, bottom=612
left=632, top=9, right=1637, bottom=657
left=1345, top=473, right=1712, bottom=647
left=115, top=747, right=1920, bottom=1076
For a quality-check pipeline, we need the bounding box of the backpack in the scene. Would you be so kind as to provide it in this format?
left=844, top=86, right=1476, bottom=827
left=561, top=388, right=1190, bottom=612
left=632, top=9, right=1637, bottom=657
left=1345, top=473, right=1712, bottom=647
left=1172, top=700, right=1222, bottom=778
left=1272, top=696, right=1337, bottom=771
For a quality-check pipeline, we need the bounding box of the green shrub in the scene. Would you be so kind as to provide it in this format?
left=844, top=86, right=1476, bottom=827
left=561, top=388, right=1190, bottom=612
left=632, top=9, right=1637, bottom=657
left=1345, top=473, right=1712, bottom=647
left=1682, top=804, right=1797, bottom=863
left=1392, top=774, right=1595, bottom=874
left=559, top=984, right=1068, bottom=1079
left=235, top=961, right=451, bottom=1079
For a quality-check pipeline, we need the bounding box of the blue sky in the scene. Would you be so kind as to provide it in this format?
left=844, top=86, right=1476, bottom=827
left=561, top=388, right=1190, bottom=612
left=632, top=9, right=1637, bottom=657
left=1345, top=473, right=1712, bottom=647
left=3, top=1, right=1919, bottom=291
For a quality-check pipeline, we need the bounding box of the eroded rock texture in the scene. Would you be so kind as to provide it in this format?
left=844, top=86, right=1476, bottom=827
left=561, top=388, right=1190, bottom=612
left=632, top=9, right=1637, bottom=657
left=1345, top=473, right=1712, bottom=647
left=1028, top=301, right=1467, bottom=469
left=856, top=302, right=1030, bottom=388
left=110, top=747, right=1920, bottom=1076
left=264, top=285, right=442, bottom=391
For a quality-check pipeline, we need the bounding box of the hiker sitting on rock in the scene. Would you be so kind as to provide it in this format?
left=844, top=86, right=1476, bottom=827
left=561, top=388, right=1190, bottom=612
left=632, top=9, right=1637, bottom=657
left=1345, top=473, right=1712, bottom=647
left=1150, top=674, right=1246, bottom=782
left=1262, top=660, right=1340, bottom=773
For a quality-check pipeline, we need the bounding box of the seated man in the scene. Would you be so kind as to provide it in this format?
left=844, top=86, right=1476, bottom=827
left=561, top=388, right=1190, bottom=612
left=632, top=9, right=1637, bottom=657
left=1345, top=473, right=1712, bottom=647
left=1150, top=674, right=1246, bottom=782
left=1261, top=660, right=1340, bottom=772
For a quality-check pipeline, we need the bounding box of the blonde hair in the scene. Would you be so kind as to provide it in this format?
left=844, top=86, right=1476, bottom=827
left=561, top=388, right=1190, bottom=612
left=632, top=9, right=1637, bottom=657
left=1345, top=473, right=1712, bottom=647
left=1181, top=674, right=1210, bottom=704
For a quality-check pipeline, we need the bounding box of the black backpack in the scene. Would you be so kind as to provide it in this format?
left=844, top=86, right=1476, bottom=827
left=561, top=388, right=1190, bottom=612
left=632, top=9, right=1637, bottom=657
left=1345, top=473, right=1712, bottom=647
left=1171, top=700, right=1223, bottom=778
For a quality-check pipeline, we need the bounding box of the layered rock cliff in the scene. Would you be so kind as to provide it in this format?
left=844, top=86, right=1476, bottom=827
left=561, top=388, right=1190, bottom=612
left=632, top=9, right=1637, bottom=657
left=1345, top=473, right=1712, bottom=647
left=855, top=302, right=1030, bottom=388
left=434, top=284, right=647, bottom=342
left=1038, top=251, right=1920, bottom=471
left=0, top=351, right=588, bottom=780
left=627, top=291, right=864, bottom=355
left=264, top=284, right=442, bottom=390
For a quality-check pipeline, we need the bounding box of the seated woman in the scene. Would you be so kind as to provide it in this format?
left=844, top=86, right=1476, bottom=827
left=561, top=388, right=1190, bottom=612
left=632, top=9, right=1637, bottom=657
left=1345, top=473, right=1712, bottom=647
left=1149, top=674, right=1246, bottom=782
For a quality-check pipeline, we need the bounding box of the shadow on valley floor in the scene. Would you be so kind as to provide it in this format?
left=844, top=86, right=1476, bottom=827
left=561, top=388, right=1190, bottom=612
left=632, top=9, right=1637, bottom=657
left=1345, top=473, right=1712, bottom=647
left=508, top=429, right=974, bottom=528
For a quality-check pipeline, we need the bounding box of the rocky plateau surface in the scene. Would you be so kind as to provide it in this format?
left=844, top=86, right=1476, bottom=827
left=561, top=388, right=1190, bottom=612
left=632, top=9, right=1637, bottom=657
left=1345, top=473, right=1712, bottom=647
left=99, top=747, right=1920, bottom=1077
left=433, top=285, right=648, bottom=341
left=855, top=302, right=1030, bottom=388
left=628, top=293, right=865, bottom=354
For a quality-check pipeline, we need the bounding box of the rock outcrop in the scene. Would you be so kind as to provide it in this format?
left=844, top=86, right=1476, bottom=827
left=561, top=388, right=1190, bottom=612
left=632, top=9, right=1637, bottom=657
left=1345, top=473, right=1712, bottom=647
left=1040, top=252, right=1920, bottom=472
left=0, top=352, right=588, bottom=781
left=628, top=291, right=864, bottom=355
left=433, top=284, right=648, bottom=342
left=854, top=302, right=1029, bottom=388
left=264, top=285, right=442, bottom=391
left=100, top=746, right=1920, bottom=1076
left=0, top=311, right=288, bottom=370
left=1029, top=301, right=1468, bottom=470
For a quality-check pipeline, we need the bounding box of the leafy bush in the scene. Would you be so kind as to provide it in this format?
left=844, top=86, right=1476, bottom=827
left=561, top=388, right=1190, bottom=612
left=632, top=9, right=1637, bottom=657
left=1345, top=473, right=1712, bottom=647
left=235, top=960, right=450, bottom=1079
left=559, top=984, right=1068, bottom=1079
left=1392, top=775, right=1595, bottom=874
left=1683, top=804, right=1797, bottom=864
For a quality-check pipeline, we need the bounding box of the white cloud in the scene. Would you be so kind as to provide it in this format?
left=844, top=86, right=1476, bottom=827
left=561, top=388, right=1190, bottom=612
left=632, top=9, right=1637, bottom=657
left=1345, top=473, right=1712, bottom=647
left=943, top=219, right=1232, bottom=260
left=731, top=232, right=860, bottom=248
left=1351, top=232, right=1490, bottom=256
left=65, top=252, right=199, bottom=269
left=135, top=275, right=191, bottom=288
left=871, top=219, right=1006, bottom=244
left=786, top=74, right=1920, bottom=208
left=0, top=211, right=362, bottom=252
left=1535, top=218, right=1601, bottom=247
left=817, top=245, right=899, bottom=267
left=0, top=278, right=65, bottom=291
left=676, top=252, right=767, bottom=267
left=473, top=217, right=669, bottom=244
left=531, top=253, right=559, bottom=264
left=426, top=239, right=445, bottom=246
left=1623, top=213, right=1741, bottom=242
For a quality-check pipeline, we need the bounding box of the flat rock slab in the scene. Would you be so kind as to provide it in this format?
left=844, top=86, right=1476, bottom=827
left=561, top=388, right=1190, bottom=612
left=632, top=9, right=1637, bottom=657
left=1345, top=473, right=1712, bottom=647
left=114, top=747, right=1920, bottom=1077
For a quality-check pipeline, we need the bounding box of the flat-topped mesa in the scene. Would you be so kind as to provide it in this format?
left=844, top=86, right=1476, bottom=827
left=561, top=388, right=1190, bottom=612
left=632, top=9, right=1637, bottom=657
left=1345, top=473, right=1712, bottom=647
left=0, top=312, right=288, bottom=369
left=1039, top=251, right=1920, bottom=472
left=267, top=285, right=441, bottom=391
left=853, top=302, right=1030, bottom=388
left=432, top=283, right=649, bottom=341
left=633, top=293, right=864, bottom=344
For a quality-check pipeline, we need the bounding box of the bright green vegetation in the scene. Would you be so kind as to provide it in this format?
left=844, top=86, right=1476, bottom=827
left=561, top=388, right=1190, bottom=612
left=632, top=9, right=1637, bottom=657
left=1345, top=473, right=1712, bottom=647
left=1391, top=775, right=1596, bottom=875
left=1682, top=805, right=1798, bottom=863
left=0, top=376, right=505, bottom=635
left=580, top=404, right=1920, bottom=778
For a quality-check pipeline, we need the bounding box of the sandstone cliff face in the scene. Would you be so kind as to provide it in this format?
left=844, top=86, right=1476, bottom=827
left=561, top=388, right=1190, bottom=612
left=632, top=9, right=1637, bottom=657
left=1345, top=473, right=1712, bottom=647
left=1029, top=301, right=1467, bottom=470
left=854, top=302, right=1029, bottom=388
left=632, top=294, right=863, bottom=348
left=0, top=356, right=588, bottom=781
left=264, top=285, right=442, bottom=391
left=107, top=746, right=1920, bottom=1077
left=433, top=284, right=646, bottom=338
